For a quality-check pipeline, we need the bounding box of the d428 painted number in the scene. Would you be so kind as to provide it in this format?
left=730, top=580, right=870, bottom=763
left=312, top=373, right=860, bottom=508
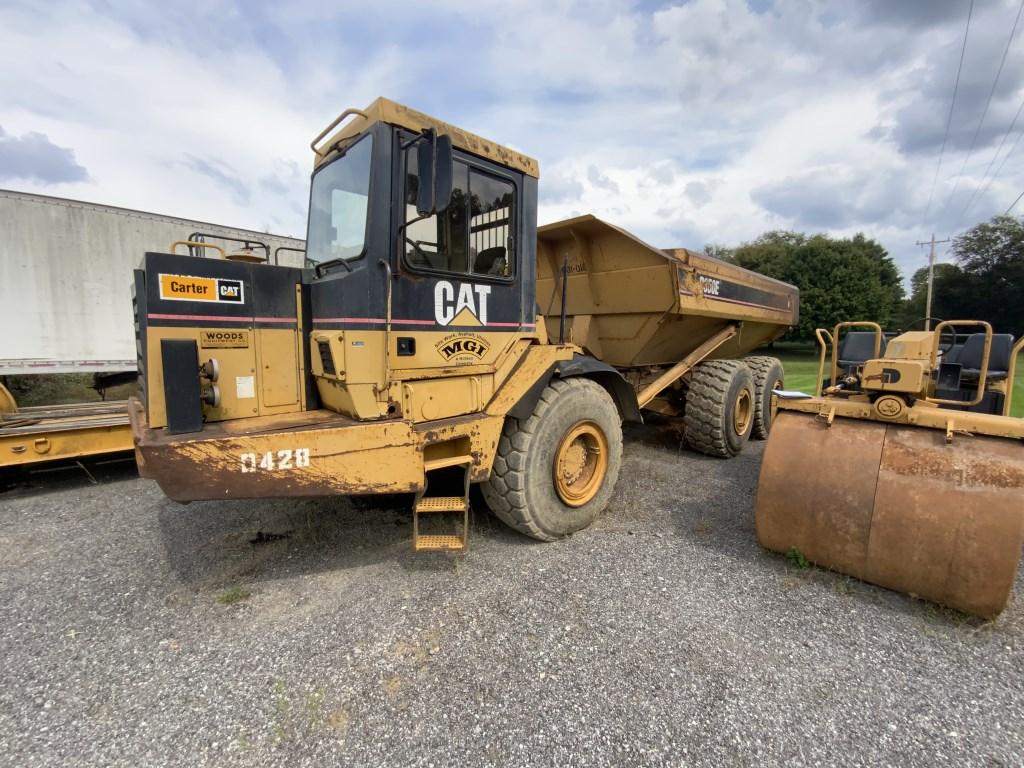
left=240, top=448, right=310, bottom=473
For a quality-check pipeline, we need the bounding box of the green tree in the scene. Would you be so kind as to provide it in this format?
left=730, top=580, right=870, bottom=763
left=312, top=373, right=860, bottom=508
left=895, top=262, right=963, bottom=329
left=729, top=231, right=904, bottom=340
left=703, top=243, right=734, bottom=261
left=943, top=215, right=1024, bottom=335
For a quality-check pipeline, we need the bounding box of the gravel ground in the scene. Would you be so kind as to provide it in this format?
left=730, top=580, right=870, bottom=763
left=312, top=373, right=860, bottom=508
left=1, top=426, right=1022, bottom=767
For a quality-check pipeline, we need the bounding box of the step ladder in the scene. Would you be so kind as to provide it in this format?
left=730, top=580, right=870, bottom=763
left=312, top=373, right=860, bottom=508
left=412, top=458, right=471, bottom=552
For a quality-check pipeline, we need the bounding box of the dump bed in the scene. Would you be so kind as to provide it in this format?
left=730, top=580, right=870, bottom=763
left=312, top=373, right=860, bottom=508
left=536, top=215, right=798, bottom=367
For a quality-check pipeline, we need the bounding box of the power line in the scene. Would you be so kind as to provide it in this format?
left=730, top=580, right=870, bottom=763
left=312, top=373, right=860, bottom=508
left=921, top=0, right=974, bottom=232
left=938, top=0, right=1024, bottom=227
left=1007, top=188, right=1024, bottom=214
left=958, top=93, right=1024, bottom=221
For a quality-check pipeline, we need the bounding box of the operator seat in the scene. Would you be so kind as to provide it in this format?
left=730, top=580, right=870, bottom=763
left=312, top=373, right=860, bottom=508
left=838, top=332, right=887, bottom=371
left=957, top=333, right=1014, bottom=382
left=474, top=246, right=507, bottom=276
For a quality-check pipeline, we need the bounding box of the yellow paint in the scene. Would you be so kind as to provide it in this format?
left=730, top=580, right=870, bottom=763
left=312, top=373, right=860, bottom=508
left=158, top=274, right=219, bottom=302
left=314, top=97, right=540, bottom=178
left=145, top=325, right=303, bottom=428
left=256, top=329, right=300, bottom=408
left=449, top=307, right=483, bottom=327
left=200, top=330, right=250, bottom=349
left=1, top=419, right=133, bottom=468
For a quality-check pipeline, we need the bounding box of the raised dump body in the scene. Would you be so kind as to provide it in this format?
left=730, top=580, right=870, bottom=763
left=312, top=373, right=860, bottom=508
left=536, top=215, right=798, bottom=367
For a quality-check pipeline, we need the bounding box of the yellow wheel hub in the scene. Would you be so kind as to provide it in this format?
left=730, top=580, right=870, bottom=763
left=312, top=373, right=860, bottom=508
left=553, top=420, right=609, bottom=507
left=734, top=388, right=753, bottom=436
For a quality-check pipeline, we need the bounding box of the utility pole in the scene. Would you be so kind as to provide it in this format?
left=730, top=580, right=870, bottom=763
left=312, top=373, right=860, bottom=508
left=915, top=234, right=951, bottom=330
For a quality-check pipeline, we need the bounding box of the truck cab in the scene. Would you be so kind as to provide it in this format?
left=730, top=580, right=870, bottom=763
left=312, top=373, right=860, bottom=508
left=302, top=99, right=541, bottom=423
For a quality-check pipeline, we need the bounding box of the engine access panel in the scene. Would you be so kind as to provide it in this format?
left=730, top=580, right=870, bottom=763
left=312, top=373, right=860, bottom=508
left=133, top=251, right=311, bottom=430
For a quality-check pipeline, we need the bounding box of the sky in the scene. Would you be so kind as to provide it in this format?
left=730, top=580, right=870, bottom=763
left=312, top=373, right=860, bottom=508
left=2, top=0, right=1023, bottom=285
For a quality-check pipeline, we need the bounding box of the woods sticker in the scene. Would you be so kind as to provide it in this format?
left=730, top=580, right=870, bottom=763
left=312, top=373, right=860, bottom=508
left=435, top=333, right=490, bottom=363
left=200, top=330, right=250, bottom=348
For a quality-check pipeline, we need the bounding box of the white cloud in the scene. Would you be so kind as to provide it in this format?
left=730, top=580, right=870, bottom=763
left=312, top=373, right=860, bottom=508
left=0, top=0, right=1022, bottom=283
left=0, top=126, right=89, bottom=183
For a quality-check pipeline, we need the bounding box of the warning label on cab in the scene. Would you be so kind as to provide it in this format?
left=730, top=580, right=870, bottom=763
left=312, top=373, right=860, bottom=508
left=159, top=274, right=245, bottom=303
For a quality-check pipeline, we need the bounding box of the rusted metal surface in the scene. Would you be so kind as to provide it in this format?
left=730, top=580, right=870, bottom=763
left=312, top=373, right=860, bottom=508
left=756, top=411, right=1024, bottom=617
left=133, top=399, right=505, bottom=502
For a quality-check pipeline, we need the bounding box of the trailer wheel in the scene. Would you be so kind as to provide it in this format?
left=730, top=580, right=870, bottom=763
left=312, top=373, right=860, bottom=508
left=684, top=360, right=754, bottom=458
left=743, top=356, right=785, bottom=439
left=481, top=377, right=623, bottom=541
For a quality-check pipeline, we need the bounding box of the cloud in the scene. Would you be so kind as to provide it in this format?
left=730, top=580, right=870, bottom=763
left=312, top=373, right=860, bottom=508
left=0, top=125, right=88, bottom=183
left=854, top=0, right=966, bottom=29
left=587, top=164, right=619, bottom=194
left=540, top=169, right=584, bottom=204
left=685, top=180, right=713, bottom=208
left=889, top=12, right=1024, bottom=157
left=646, top=164, right=675, bottom=186
left=183, top=154, right=250, bottom=206
left=0, top=0, right=1022, bottom=284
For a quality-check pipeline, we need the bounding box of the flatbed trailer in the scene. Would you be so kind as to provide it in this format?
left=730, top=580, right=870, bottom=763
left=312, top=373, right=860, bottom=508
left=0, top=399, right=131, bottom=468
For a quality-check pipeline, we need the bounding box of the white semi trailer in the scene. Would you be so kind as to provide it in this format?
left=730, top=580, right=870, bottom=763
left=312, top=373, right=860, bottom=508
left=0, top=189, right=306, bottom=469
left=0, top=189, right=305, bottom=375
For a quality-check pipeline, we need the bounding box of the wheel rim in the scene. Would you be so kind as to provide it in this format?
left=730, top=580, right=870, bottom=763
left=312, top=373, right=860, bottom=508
left=553, top=420, right=609, bottom=507
left=733, top=388, right=753, bottom=436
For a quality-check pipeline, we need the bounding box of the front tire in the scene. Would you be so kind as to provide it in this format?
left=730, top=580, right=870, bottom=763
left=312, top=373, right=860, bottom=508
left=481, top=377, right=623, bottom=541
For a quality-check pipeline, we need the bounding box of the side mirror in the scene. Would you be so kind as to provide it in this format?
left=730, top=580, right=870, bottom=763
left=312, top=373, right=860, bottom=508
left=415, top=129, right=453, bottom=216
left=434, top=135, right=453, bottom=212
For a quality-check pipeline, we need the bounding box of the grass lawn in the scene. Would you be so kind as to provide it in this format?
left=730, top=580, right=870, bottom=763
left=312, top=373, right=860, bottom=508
left=767, top=344, right=1024, bottom=418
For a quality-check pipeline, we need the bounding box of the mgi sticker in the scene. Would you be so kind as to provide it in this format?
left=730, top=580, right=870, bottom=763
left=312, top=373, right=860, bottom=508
left=435, top=333, right=491, bottom=363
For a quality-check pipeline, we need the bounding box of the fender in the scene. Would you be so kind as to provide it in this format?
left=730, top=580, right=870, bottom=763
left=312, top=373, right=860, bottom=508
left=507, top=353, right=643, bottom=424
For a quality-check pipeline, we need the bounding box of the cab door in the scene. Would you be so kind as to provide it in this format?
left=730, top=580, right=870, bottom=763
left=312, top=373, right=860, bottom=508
left=389, top=138, right=533, bottom=376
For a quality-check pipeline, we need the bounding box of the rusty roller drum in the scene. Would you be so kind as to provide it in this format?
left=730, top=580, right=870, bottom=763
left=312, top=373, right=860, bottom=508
left=756, top=411, right=1024, bottom=617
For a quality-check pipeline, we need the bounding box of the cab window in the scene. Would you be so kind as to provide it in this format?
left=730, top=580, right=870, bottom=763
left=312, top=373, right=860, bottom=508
left=403, top=147, right=514, bottom=279
left=307, top=134, right=373, bottom=266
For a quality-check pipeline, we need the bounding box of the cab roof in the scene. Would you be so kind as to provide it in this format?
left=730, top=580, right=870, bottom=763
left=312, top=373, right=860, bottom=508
left=313, top=97, right=540, bottom=178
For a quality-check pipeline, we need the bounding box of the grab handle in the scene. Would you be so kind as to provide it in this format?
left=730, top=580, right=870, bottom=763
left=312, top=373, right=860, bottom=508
left=168, top=240, right=226, bottom=259
left=311, top=108, right=369, bottom=156
left=927, top=320, right=992, bottom=408
left=828, top=321, right=883, bottom=393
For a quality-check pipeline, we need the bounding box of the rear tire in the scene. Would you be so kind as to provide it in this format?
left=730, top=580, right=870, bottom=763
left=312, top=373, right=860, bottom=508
left=744, top=356, right=785, bottom=440
left=684, top=360, right=754, bottom=458
left=481, top=377, right=623, bottom=541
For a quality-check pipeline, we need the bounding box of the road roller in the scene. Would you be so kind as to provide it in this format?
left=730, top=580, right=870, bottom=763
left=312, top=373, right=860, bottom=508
left=756, top=320, right=1024, bottom=617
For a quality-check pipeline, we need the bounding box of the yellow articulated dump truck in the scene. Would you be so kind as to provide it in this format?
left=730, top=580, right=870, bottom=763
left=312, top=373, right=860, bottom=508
left=757, top=322, right=1024, bottom=617
left=129, top=97, right=797, bottom=551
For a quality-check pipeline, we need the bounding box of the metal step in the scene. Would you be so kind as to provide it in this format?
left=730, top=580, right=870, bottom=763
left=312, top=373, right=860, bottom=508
left=414, top=534, right=466, bottom=552
left=412, top=462, right=471, bottom=553
left=415, top=496, right=466, bottom=513
left=423, top=454, right=474, bottom=472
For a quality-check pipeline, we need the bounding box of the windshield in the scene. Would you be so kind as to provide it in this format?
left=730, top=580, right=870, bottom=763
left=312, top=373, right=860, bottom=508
left=306, top=134, right=373, bottom=265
